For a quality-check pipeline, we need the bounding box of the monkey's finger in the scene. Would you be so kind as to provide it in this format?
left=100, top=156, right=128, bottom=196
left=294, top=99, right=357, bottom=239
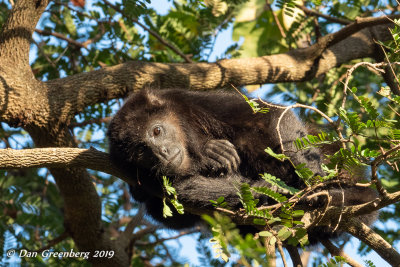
left=205, top=148, right=234, bottom=172
left=212, top=140, right=241, bottom=165
left=206, top=140, right=240, bottom=168
left=205, top=158, right=226, bottom=174
left=207, top=147, right=239, bottom=171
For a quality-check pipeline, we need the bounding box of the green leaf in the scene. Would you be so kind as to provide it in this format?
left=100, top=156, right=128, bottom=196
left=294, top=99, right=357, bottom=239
left=359, top=96, right=379, bottom=120
left=294, top=131, right=337, bottom=150
left=253, top=218, right=267, bottom=225
left=265, top=147, right=290, bottom=161
left=277, top=226, right=292, bottom=241
left=162, top=176, right=184, bottom=215
left=251, top=187, right=287, bottom=203
left=163, top=176, right=177, bottom=196
left=259, top=231, right=273, bottom=237
left=294, top=163, right=314, bottom=184
left=292, top=210, right=304, bottom=217
left=162, top=198, right=173, bottom=218
left=170, top=198, right=184, bottom=214
left=260, top=172, right=300, bottom=194
left=339, top=108, right=366, bottom=133
left=62, top=9, right=77, bottom=35
left=233, top=9, right=287, bottom=57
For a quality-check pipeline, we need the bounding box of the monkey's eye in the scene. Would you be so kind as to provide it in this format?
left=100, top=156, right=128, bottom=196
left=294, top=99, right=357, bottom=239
left=153, top=126, right=161, bottom=136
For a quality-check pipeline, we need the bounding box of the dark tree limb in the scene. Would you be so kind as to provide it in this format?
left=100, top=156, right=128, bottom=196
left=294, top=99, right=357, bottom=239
left=286, top=245, right=303, bottom=267
left=342, top=218, right=400, bottom=266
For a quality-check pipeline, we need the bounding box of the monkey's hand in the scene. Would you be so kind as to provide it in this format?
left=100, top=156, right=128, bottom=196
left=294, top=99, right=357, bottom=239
left=203, top=139, right=240, bottom=175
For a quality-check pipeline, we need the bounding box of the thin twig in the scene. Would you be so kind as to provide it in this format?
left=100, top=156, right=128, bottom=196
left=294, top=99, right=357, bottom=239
left=35, top=29, right=87, bottom=49
left=371, top=144, right=400, bottom=196
left=266, top=2, right=286, bottom=38
left=136, top=227, right=200, bottom=246
left=380, top=44, right=400, bottom=95
left=258, top=100, right=346, bottom=152
left=277, top=241, right=288, bottom=267
left=299, top=5, right=352, bottom=25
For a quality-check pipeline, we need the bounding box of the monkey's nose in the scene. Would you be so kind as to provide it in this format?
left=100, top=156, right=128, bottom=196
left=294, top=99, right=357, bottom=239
left=160, top=146, right=180, bottom=162
left=160, top=146, right=169, bottom=158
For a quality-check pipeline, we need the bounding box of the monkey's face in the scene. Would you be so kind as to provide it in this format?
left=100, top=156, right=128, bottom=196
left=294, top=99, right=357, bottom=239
left=136, top=116, right=190, bottom=176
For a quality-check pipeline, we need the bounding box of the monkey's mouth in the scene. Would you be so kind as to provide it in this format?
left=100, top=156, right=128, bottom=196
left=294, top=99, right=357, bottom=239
left=159, top=149, right=183, bottom=174
left=165, top=150, right=182, bottom=168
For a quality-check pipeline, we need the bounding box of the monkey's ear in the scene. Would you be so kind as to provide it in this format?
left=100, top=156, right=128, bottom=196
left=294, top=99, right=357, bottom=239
left=142, top=88, right=165, bottom=107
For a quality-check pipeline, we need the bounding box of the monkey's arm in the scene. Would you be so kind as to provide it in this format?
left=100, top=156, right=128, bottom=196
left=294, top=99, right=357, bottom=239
left=172, top=174, right=261, bottom=210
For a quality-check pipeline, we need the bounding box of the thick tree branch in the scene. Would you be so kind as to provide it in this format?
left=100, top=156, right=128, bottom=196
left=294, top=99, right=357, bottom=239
left=343, top=190, right=400, bottom=217
left=0, top=17, right=395, bottom=127
left=285, top=245, right=303, bottom=267
left=0, top=0, right=48, bottom=66
left=38, top=22, right=393, bottom=125
left=0, top=147, right=130, bottom=184
left=321, top=15, right=399, bottom=48
left=343, top=218, right=400, bottom=266
left=27, top=128, right=130, bottom=266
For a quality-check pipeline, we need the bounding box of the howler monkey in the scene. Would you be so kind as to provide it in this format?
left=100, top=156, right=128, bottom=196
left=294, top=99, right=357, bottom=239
left=107, top=89, right=377, bottom=242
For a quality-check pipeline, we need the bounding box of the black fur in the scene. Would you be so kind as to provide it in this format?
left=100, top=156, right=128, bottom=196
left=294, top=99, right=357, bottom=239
left=107, top=89, right=377, bottom=243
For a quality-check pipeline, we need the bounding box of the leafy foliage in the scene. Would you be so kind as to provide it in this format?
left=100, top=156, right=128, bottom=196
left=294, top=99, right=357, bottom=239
left=162, top=176, right=184, bottom=217
left=260, top=173, right=300, bottom=195
left=319, top=256, right=347, bottom=267
left=294, top=131, right=337, bottom=150
left=202, top=213, right=267, bottom=266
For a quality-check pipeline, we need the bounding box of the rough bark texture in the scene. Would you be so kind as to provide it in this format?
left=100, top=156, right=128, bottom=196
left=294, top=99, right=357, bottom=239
left=0, top=147, right=127, bottom=183
left=0, top=1, right=398, bottom=266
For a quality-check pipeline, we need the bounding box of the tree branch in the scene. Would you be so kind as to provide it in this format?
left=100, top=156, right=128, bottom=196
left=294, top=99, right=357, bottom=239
left=37, top=21, right=393, bottom=126
left=0, top=0, right=49, bottom=66
left=343, top=218, right=400, bottom=266
left=320, top=239, right=363, bottom=267
left=0, top=147, right=131, bottom=184
left=35, top=29, right=87, bottom=49
left=299, top=5, right=352, bottom=25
